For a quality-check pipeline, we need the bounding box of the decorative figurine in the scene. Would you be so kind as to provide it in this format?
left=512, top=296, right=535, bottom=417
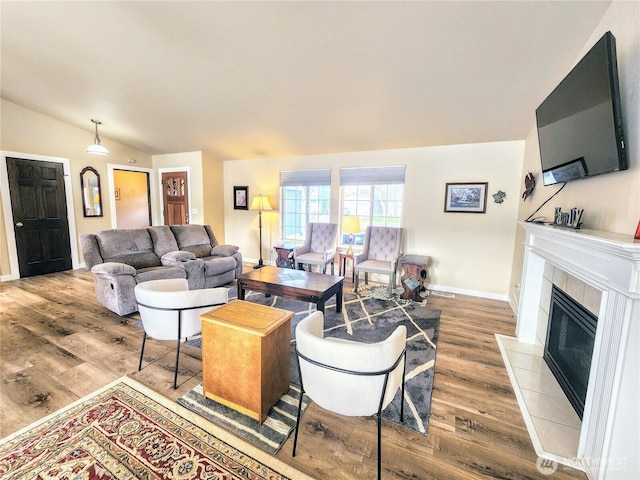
left=522, top=172, right=536, bottom=201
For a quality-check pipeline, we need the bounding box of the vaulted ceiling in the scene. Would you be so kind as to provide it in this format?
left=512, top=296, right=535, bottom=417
left=1, top=1, right=611, bottom=160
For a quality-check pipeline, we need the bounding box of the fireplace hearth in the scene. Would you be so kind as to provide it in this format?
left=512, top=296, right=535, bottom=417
left=544, top=286, right=597, bottom=419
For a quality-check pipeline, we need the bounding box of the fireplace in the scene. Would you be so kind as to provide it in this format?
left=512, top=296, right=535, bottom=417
left=544, top=286, right=597, bottom=419
left=504, top=222, right=640, bottom=479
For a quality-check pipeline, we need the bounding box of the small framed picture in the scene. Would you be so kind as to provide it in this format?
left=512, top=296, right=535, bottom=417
left=444, top=182, right=488, bottom=213
left=114, top=188, right=121, bottom=200
left=234, top=186, right=248, bottom=210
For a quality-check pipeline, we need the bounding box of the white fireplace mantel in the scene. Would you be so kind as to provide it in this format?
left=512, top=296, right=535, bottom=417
left=514, top=222, right=639, bottom=479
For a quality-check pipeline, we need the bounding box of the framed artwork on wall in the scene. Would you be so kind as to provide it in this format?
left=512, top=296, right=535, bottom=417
left=444, top=182, right=488, bottom=213
left=234, top=186, right=249, bottom=210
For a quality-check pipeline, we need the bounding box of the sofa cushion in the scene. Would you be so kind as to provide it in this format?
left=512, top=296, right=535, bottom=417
left=96, top=229, right=161, bottom=267
left=161, top=251, right=196, bottom=262
left=135, top=266, right=186, bottom=284
left=91, top=262, right=136, bottom=276
left=211, top=244, right=239, bottom=257
left=105, top=252, right=162, bottom=270
left=171, top=225, right=213, bottom=258
left=148, top=226, right=180, bottom=257
left=202, top=256, right=237, bottom=276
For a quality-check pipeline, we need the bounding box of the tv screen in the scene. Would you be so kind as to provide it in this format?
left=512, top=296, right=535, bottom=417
left=536, top=31, right=627, bottom=186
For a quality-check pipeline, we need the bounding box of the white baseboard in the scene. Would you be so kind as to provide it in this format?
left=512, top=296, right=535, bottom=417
left=427, top=283, right=509, bottom=302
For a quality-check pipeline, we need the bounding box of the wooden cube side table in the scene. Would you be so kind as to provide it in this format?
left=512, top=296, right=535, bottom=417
left=200, top=300, right=293, bottom=423
left=400, top=255, right=430, bottom=301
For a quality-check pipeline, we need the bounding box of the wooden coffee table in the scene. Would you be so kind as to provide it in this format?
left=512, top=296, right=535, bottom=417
left=237, top=266, right=344, bottom=314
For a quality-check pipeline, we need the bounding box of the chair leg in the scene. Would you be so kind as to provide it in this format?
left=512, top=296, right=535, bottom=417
left=354, top=270, right=360, bottom=293
left=292, top=386, right=305, bottom=457
left=377, top=412, right=382, bottom=480
left=174, top=338, right=181, bottom=389
left=138, top=332, right=147, bottom=371
left=173, top=320, right=182, bottom=389
left=400, top=355, right=407, bottom=422
left=330, top=261, right=334, bottom=275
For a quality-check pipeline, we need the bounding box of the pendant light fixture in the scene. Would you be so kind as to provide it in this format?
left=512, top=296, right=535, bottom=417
left=87, top=119, right=110, bottom=155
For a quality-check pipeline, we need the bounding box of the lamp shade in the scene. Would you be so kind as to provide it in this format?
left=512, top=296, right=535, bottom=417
left=87, top=143, right=110, bottom=155
left=87, top=119, right=110, bottom=155
left=342, top=216, right=361, bottom=234
left=250, top=194, right=272, bottom=211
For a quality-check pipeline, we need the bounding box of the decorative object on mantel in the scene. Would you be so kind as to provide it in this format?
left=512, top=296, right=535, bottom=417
left=552, top=207, right=583, bottom=229
left=444, top=182, right=488, bottom=213
left=86, top=119, right=109, bottom=155
left=635, top=220, right=640, bottom=240
left=521, top=172, right=535, bottom=200
left=492, top=190, right=507, bottom=204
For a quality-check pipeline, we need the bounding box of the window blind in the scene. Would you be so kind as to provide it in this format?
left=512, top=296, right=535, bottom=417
left=339, top=165, right=406, bottom=185
left=280, top=169, right=331, bottom=187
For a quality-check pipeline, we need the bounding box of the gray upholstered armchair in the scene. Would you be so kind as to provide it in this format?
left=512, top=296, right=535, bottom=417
left=353, top=226, right=404, bottom=296
left=293, top=223, right=338, bottom=274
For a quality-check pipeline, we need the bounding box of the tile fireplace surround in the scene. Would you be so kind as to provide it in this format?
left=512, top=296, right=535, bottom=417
left=498, top=222, right=639, bottom=480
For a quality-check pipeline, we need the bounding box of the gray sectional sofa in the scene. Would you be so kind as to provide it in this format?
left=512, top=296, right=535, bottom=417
left=79, top=224, right=242, bottom=315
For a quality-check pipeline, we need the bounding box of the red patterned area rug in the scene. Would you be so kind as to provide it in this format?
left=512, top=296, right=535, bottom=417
left=0, top=376, right=312, bottom=480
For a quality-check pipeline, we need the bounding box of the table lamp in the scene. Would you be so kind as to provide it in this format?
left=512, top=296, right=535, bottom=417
left=250, top=194, right=272, bottom=268
left=342, top=216, right=361, bottom=255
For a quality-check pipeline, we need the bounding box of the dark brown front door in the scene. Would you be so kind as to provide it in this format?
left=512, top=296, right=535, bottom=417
left=162, top=171, right=189, bottom=225
left=7, top=157, right=72, bottom=277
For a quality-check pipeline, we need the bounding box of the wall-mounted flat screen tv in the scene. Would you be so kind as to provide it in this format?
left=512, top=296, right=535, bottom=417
left=536, top=31, right=627, bottom=186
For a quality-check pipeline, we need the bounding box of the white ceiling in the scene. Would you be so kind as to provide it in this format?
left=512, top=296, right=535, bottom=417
left=1, top=1, right=611, bottom=160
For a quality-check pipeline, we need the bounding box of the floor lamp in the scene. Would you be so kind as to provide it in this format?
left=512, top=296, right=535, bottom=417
left=250, top=194, right=272, bottom=268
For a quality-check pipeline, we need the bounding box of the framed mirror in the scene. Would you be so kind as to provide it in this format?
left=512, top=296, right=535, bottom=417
left=80, top=166, right=103, bottom=217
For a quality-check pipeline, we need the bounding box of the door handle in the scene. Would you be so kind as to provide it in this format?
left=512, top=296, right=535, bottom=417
left=15, top=222, right=23, bottom=227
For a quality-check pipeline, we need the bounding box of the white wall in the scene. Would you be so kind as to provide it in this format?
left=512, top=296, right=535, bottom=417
left=223, top=140, right=524, bottom=298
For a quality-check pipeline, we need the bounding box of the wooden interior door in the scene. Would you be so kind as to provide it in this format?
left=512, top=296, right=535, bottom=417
left=7, top=157, right=72, bottom=277
left=162, top=172, right=189, bottom=225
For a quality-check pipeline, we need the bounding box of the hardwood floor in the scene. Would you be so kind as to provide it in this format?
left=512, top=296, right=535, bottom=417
left=0, top=268, right=587, bottom=479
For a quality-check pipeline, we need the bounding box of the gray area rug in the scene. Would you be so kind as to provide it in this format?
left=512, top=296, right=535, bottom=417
left=183, top=283, right=440, bottom=439
left=177, top=384, right=309, bottom=455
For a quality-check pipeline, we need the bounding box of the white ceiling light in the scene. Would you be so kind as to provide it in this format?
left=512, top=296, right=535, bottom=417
left=87, top=119, right=109, bottom=155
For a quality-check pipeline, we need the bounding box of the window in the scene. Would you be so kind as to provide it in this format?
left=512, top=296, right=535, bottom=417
left=280, top=169, right=331, bottom=241
left=340, top=166, right=405, bottom=245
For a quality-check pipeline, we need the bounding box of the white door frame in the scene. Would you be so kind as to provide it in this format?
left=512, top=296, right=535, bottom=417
left=1, top=151, right=80, bottom=281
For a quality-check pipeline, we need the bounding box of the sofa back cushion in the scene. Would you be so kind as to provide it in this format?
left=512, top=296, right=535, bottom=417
left=171, top=225, right=212, bottom=258
left=95, top=229, right=161, bottom=269
left=148, top=226, right=180, bottom=257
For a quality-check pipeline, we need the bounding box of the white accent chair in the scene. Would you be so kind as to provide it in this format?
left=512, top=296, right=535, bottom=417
left=292, top=311, right=407, bottom=480
left=134, top=278, right=228, bottom=389
left=293, top=222, right=338, bottom=274
left=353, top=226, right=404, bottom=296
